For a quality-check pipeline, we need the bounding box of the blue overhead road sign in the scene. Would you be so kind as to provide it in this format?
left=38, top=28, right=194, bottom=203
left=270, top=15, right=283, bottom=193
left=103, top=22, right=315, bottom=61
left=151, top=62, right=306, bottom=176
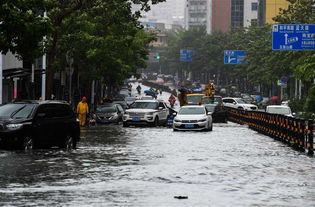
left=180, top=49, right=193, bottom=62
left=272, top=24, right=315, bottom=50
left=224, top=50, right=247, bottom=64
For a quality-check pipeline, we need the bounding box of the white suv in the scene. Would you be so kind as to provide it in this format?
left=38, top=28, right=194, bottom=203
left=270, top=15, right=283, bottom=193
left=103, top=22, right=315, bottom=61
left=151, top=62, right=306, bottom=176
left=222, top=97, right=258, bottom=111
left=123, top=100, right=169, bottom=127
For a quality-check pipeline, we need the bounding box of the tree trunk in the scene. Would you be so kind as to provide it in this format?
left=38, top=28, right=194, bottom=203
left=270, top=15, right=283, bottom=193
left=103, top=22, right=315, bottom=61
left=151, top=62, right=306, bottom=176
left=46, top=32, right=59, bottom=99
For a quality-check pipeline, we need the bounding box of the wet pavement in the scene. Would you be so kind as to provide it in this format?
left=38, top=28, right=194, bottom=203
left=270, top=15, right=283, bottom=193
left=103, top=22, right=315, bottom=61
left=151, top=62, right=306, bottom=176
left=0, top=123, right=314, bottom=207
left=0, top=84, right=314, bottom=206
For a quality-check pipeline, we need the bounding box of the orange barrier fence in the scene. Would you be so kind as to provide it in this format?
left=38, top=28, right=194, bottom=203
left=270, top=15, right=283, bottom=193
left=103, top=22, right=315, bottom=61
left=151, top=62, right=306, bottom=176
left=227, top=108, right=314, bottom=156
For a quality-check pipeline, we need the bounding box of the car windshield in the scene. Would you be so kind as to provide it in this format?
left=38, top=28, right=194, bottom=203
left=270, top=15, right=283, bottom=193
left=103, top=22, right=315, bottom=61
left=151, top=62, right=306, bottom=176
left=235, top=98, right=245, bottom=104
left=179, top=107, right=205, bottom=115
left=203, top=97, right=222, bottom=104
left=205, top=105, right=216, bottom=112
left=130, top=102, right=158, bottom=109
left=242, top=99, right=252, bottom=104
left=96, top=106, right=116, bottom=113
left=187, top=95, right=203, bottom=104
left=0, top=104, right=35, bottom=118
left=267, top=107, right=291, bottom=115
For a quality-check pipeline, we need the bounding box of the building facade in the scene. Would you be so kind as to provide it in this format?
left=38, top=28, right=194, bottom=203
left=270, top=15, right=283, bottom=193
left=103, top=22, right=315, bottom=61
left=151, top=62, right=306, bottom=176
left=211, top=0, right=231, bottom=33
left=133, top=0, right=185, bottom=29
left=258, top=0, right=290, bottom=25
left=185, top=0, right=212, bottom=33
left=211, top=0, right=258, bottom=32
left=244, top=0, right=259, bottom=27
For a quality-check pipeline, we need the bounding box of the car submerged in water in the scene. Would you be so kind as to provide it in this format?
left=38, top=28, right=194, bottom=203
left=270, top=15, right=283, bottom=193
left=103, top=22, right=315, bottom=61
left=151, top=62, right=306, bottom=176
left=203, top=95, right=227, bottom=123
left=173, top=105, right=213, bottom=131
left=123, top=100, right=169, bottom=127
left=93, top=103, right=125, bottom=124
left=0, top=101, right=80, bottom=150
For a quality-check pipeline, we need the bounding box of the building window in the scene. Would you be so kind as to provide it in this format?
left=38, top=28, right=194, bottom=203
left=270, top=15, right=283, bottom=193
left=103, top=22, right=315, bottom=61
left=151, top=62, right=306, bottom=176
left=251, top=2, right=258, bottom=11
left=231, top=0, right=244, bottom=30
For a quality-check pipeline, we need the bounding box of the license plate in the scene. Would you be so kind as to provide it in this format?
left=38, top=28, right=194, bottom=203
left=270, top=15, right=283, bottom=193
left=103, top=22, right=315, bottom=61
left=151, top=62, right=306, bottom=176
left=132, top=118, right=141, bottom=121
left=185, top=124, right=194, bottom=128
left=101, top=120, right=109, bottom=123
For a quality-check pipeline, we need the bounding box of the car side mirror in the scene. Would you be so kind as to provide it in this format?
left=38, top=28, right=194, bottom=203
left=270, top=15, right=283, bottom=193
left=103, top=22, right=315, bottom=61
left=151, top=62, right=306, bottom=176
left=158, top=107, right=163, bottom=110
left=173, top=112, right=177, bottom=116
left=292, top=112, right=296, bottom=116
left=207, top=112, right=212, bottom=115
left=233, top=102, right=237, bottom=105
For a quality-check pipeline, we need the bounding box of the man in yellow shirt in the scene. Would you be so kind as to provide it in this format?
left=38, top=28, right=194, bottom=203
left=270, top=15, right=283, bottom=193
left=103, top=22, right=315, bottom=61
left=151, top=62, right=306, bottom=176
left=77, top=97, right=89, bottom=127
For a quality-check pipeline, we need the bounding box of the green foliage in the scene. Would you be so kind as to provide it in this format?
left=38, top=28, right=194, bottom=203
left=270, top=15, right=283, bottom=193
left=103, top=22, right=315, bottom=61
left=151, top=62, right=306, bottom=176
left=304, top=86, right=315, bottom=113
left=288, top=98, right=305, bottom=112
left=0, top=0, right=51, bottom=61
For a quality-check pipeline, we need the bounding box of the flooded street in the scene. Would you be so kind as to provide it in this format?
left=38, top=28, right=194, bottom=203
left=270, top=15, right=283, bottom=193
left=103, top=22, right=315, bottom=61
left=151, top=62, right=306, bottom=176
left=0, top=122, right=314, bottom=207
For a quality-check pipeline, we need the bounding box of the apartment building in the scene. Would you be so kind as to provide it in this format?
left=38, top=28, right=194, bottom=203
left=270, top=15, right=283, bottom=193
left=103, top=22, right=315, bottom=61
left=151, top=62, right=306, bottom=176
left=185, top=0, right=212, bottom=33
left=258, top=0, right=290, bottom=24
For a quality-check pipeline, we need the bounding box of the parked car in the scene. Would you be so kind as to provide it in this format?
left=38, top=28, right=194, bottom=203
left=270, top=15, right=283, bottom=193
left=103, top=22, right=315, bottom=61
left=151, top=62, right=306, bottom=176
left=0, top=101, right=80, bottom=150
left=112, top=100, right=128, bottom=110
left=203, top=96, right=227, bottom=123
left=222, top=97, right=258, bottom=111
left=173, top=105, right=213, bottom=131
left=93, top=103, right=124, bottom=124
left=266, top=105, right=294, bottom=117
left=123, top=100, right=169, bottom=127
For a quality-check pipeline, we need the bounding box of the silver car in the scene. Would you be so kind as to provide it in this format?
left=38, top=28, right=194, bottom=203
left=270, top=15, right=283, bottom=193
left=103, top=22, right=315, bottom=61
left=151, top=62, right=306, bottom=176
left=173, top=105, right=213, bottom=131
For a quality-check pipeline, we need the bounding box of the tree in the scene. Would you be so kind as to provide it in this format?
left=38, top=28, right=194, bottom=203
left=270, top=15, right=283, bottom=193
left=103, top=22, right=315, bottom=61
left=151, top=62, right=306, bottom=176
left=45, top=0, right=166, bottom=97
left=0, top=0, right=50, bottom=62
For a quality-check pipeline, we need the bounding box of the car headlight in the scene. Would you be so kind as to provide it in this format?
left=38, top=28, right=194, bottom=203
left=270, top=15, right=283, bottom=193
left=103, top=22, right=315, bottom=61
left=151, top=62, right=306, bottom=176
left=146, top=112, right=154, bottom=116
left=174, top=118, right=181, bottom=122
left=199, top=119, right=207, bottom=122
left=6, top=123, right=23, bottom=130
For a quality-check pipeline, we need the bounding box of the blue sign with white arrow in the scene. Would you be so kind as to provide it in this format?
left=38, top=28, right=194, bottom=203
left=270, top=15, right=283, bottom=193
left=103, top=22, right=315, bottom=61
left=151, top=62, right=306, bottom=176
left=180, top=49, right=193, bottom=62
left=224, top=50, right=247, bottom=64
left=272, top=24, right=315, bottom=50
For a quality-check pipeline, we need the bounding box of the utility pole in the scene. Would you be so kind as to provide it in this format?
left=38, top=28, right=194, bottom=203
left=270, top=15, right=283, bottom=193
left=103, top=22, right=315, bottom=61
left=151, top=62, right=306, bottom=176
left=41, top=11, right=47, bottom=100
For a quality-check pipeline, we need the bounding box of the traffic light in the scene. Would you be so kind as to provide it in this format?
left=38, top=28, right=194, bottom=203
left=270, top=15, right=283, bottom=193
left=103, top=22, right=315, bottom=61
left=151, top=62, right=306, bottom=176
left=155, top=55, right=160, bottom=60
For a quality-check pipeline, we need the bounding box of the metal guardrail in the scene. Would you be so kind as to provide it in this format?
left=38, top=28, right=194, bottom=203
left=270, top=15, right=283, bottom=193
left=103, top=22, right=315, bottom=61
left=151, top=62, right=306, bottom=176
left=226, top=107, right=314, bottom=156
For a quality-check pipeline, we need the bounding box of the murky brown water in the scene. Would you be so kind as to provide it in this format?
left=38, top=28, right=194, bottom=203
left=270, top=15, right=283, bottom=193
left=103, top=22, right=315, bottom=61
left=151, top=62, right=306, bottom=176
left=0, top=122, right=314, bottom=207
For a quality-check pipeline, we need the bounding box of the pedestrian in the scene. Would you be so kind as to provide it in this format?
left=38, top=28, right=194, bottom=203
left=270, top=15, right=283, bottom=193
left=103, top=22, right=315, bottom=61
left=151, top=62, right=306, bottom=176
left=159, top=89, right=162, bottom=95
left=77, top=97, right=89, bottom=127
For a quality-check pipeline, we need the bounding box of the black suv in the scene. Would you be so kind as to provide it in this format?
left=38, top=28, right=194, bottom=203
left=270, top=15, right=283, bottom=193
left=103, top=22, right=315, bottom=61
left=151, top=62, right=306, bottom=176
left=0, top=101, right=80, bottom=150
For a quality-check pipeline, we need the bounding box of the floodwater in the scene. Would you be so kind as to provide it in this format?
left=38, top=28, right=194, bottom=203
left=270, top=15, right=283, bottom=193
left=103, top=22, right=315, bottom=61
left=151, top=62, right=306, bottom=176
left=0, top=123, right=314, bottom=207
left=0, top=83, right=314, bottom=206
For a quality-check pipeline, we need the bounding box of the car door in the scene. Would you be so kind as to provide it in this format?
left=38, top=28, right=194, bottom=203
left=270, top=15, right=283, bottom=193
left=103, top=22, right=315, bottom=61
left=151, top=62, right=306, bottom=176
left=53, top=104, right=75, bottom=143
left=158, top=102, right=168, bottom=121
left=116, top=104, right=124, bottom=121
left=223, top=99, right=232, bottom=108
left=33, top=104, right=56, bottom=146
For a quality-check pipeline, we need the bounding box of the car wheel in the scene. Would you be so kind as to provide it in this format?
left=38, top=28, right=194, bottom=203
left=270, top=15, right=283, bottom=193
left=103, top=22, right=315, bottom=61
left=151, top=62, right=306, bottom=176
left=151, top=116, right=159, bottom=127
left=209, top=124, right=213, bottom=131
left=155, top=116, right=159, bottom=127
left=173, top=128, right=178, bottom=131
left=123, top=122, right=129, bottom=127
left=21, top=136, right=34, bottom=150
left=60, top=135, right=75, bottom=150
